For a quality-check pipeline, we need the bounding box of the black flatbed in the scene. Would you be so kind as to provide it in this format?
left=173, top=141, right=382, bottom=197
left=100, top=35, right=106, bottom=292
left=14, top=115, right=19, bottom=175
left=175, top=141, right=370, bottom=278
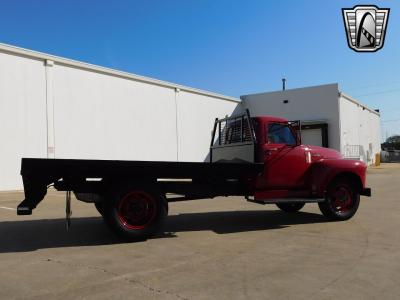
left=21, top=158, right=263, bottom=179
left=18, top=110, right=262, bottom=215
left=18, top=158, right=264, bottom=215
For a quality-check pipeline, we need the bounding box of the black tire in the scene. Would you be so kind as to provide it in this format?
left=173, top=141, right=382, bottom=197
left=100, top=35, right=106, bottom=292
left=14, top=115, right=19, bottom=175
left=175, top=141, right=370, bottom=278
left=94, top=202, right=104, bottom=216
left=276, top=202, right=305, bottom=213
left=103, top=185, right=168, bottom=241
left=318, top=178, right=360, bottom=221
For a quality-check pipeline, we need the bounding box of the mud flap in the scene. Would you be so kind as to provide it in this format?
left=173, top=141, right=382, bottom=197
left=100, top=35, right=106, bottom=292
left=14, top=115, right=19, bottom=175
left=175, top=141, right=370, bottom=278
left=17, top=173, right=57, bottom=215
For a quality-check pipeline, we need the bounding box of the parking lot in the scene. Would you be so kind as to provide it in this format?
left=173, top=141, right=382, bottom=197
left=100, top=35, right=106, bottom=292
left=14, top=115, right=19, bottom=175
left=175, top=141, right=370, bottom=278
left=0, top=164, right=399, bottom=299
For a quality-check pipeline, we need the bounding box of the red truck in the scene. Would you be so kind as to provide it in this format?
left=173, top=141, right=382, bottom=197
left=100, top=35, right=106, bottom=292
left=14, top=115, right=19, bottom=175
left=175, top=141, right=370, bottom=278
left=17, top=110, right=371, bottom=241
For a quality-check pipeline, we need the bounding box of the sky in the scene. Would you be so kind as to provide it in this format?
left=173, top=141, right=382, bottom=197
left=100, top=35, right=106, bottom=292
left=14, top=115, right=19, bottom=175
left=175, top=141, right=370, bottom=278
left=0, top=0, right=399, bottom=139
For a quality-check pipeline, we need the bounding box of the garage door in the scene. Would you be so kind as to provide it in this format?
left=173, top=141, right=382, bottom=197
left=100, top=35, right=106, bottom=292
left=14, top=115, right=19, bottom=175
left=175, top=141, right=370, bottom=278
left=301, top=128, right=323, bottom=146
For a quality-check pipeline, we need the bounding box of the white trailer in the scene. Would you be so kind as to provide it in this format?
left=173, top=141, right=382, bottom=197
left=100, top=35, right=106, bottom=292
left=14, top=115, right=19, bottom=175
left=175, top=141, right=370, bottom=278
left=0, top=43, right=241, bottom=191
left=241, top=83, right=381, bottom=165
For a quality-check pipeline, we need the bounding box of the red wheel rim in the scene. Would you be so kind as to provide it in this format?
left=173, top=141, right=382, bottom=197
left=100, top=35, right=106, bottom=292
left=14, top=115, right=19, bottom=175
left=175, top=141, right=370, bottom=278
left=330, top=185, right=353, bottom=213
left=117, top=191, right=157, bottom=230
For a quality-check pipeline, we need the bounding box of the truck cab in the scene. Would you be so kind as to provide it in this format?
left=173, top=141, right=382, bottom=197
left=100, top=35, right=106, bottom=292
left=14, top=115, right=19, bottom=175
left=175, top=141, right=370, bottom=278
left=251, top=116, right=369, bottom=199
left=210, top=111, right=370, bottom=220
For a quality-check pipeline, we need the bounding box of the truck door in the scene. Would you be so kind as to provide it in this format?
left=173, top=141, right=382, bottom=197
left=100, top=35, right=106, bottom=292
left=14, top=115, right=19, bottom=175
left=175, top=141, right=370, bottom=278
left=260, top=123, right=310, bottom=189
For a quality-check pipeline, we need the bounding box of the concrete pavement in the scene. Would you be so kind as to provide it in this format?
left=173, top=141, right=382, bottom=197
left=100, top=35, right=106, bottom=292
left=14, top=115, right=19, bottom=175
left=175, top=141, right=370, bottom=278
left=0, top=164, right=399, bottom=299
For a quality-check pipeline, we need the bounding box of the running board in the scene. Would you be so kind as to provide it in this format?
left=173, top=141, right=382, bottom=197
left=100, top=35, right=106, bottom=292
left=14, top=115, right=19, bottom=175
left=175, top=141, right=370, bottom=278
left=246, top=196, right=324, bottom=205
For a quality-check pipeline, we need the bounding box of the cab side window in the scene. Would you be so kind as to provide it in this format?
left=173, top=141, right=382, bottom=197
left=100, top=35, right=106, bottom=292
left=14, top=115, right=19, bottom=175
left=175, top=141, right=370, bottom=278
left=267, top=123, right=296, bottom=145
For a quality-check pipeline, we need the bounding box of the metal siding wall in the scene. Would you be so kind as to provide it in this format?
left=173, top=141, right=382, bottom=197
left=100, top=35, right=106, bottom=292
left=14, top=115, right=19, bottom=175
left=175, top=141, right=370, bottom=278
left=340, top=96, right=360, bottom=151
left=0, top=52, right=47, bottom=190
left=176, top=91, right=242, bottom=162
left=339, top=96, right=381, bottom=164
left=365, top=108, right=381, bottom=164
left=52, top=65, right=178, bottom=161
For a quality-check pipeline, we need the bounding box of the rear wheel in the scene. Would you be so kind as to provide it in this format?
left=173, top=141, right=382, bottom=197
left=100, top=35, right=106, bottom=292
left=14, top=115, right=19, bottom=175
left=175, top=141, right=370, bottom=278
left=103, top=185, right=168, bottom=241
left=318, top=178, right=360, bottom=221
left=276, top=202, right=305, bottom=213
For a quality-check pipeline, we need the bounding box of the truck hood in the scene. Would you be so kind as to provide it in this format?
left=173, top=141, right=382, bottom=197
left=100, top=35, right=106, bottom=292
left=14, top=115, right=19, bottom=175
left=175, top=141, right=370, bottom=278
left=306, top=146, right=343, bottom=160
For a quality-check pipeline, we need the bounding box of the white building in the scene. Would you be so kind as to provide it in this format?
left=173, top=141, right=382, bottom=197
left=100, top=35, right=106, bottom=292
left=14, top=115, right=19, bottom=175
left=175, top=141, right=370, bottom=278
left=0, top=43, right=241, bottom=191
left=241, top=83, right=381, bottom=165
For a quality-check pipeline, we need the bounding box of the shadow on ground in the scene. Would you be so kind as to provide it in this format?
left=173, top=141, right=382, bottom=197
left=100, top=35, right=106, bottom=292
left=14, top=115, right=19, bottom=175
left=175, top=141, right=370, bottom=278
left=0, top=210, right=326, bottom=253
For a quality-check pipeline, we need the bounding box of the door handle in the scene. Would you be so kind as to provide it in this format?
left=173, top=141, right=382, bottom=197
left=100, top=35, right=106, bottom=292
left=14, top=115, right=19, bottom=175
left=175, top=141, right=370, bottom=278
left=265, top=148, right=278, bottom=156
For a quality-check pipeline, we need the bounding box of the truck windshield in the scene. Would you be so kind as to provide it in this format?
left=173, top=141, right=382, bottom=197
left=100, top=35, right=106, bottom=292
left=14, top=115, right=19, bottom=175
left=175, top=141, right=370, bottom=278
left=267, top=123, right=296, bottom=145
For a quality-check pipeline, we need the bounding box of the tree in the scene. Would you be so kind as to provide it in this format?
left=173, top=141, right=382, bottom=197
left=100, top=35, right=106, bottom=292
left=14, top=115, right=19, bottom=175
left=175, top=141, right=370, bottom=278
left=382, top=135, right=400, bottom=150
left=386, top=135, right=400, bottom=144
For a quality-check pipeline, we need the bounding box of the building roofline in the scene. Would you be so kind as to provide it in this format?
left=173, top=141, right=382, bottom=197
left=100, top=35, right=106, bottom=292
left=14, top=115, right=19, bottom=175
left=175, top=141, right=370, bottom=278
left=339, top=92, right=380, bottom=116
left=241, top=83, right=380, bottom=118
left=0, top=42, right=240, bottom=103
left=240, top=83, right=339, bottom=98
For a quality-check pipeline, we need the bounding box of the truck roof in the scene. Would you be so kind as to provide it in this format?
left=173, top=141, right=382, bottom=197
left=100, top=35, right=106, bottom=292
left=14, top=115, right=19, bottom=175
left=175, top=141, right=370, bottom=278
left=252, top=116, right=288, bottom=123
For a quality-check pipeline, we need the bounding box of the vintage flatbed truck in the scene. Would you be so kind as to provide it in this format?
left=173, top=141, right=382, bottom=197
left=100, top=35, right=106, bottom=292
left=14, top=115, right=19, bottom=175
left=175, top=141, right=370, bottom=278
left=17, top=110, right=371, bottom=241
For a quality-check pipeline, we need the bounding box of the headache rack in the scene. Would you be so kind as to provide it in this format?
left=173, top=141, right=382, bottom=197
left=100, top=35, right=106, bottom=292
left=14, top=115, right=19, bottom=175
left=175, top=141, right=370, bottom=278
left=210, top=109, right=257, bottom=163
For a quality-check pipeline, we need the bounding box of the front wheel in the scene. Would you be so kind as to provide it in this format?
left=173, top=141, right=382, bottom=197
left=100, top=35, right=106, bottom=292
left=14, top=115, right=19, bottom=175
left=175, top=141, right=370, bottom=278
left=318, top=179, right=360, bottom=221
left=103, top=185, right=168, bottom=241
left=276, top=202, right=305, bottom=213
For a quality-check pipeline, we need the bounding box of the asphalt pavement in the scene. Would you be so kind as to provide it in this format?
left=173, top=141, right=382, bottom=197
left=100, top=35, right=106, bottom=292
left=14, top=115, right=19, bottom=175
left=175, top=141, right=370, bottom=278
left=0, top=164, right=399, bottom=299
